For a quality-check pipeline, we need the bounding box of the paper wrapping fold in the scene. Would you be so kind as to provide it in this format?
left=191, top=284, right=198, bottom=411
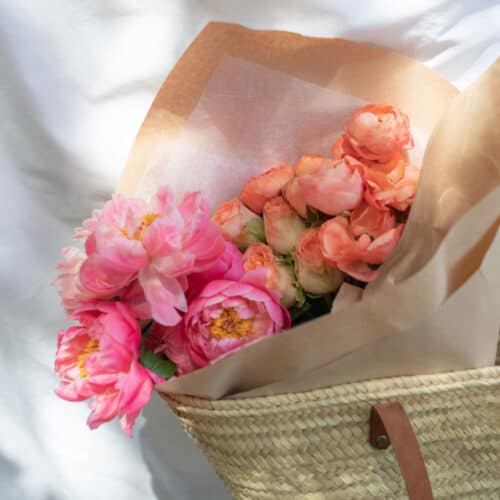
left=118, top=23, right=499, bottom=400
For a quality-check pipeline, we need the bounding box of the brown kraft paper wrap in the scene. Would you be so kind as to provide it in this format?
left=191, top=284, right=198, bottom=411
left=118, top=22, right=500, bottom=400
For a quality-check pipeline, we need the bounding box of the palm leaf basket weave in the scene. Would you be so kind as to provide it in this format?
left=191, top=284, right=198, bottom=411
left=162, top=341, right=500, bottom=499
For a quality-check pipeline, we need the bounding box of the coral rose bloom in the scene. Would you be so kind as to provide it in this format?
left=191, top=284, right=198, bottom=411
left=350, top=202, right=396, bottom=238
left=295, top=228, right=344, bottom=294
left=319, top=217, right=404, bottom=282
left=294, top=155, right=333, bottom=176
left=54, top=301, right=156, bottom=436
left=161, top=272, right=291, bottom=372
left=364, top=159, right=421, bottom=212
left=243, top=243, right=297, bottom=307
left=79, top=187, right=224, bottom=326
left=212, top=198, right=265, bottom=249
left=240, top=165, right=294, bottom=214
left=331, top=135, right=358, bottom=161
left=298, top=156, right=364, bottom=215
left=263, top=196, right=306, bottom=254
left=243, top=243, right=279, bottom=289
left=284, top=177, right=307, bottom=218
left=344, top=104, right=414, bottom=162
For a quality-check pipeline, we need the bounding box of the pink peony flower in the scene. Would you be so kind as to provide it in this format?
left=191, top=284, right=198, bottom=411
left=152, top=323, right=196, bottom=376
left=243, top=243, right=297, bottom=307
left=183, top=272, right=291, bottom=370
left=79, top=187, right=225, bottom=326
left=319, top=216, right=404, bottom=282
left=295, top=228, right=344, bottom=294
left=263, top=196, right=306, bottom=254
left=240, top=165, right=294, bottom=214
left=298, top=156, right=364, bottom=216
left=344, top=104, right=414, bottom=162
left=54, top=247, right=101, bottom=315
left=349, top=202, right=396, bottom=238
left=212, top=198, right=265, bottom=249
left=120, top=280, right=152, bottom=320
left=54, top=301, right=156, bottom=436
left=187, top=242, right=245, bottom=300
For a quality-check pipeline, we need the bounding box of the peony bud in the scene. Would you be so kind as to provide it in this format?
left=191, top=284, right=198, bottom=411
left=243, top=243, right=298, bottom=308
left=263, top=196, right=306, bottom=254
left=212, top=198, right=265, bottom=250
left=295, top=228, right=344, bottom=294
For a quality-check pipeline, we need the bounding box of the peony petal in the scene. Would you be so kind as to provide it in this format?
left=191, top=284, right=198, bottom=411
left=151, top=185, right=175, bottom=216
left=141, top=212, right=184, bottom=256
left=80, top=254, right=135, bottom=295
left=139, top=266, right=186, bottom=326
left=87, top=390, right=121, bottom=429
left=155, top=324, right=197, bottom=375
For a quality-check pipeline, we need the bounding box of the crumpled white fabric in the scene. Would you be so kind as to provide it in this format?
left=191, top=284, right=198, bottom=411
left=0, top=1, right=498, bottom=499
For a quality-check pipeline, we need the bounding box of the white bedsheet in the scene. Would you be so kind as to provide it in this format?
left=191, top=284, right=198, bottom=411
left=1, top=1, right=498, bottom=499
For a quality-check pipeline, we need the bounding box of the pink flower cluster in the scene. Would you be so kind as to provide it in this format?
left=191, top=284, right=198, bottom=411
left=54, top=188, right=289, bottom=435
left=54, top=103, right=418, bottom=436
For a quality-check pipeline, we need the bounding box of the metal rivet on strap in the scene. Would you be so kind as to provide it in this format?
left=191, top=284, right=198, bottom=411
left=375, top=434, right=389, bottom=449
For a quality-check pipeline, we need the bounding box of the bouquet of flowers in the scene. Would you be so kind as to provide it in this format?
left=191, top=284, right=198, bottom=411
left=53, top=24, right=499, bottom=463
left=52, top=22, right=500, bottom=500
left=54, top=103, right=420, bottom=435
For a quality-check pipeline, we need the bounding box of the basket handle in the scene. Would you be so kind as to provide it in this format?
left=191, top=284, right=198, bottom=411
left=370, top=402, right=434, bottom=500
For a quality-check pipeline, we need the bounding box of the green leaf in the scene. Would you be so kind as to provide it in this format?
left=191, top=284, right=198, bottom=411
left=295, top=286, right=306, bottom=308
left=139, top=349, right=176, bottom=379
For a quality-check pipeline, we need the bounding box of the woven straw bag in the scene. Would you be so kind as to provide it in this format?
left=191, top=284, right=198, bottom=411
left=162, top=342, right=500, bottom=499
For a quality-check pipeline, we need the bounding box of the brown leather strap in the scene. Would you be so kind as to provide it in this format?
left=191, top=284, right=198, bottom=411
left=370, top=402, right=434, bottom=500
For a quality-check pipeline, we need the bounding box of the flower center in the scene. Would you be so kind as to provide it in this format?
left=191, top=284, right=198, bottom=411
left=77, top=338, right=100, bottom=378
left=122, top=212, right=159, bottom=241
left=210, top=308, right=254, bottom=340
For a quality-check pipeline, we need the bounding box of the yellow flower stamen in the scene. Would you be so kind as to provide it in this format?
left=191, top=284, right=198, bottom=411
left=121, top=212, right=160, bottom=241
left=210, top=308, right=254, bottom=340
left=77, top=338, right=100, bottom=378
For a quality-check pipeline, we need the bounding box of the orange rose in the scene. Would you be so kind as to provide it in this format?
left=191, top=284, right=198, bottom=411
left=243, top=243, right=297, bottom=307
left=350, top=202, right=396, bottom=238
left=283, top=177, right=307, bottom=218
left=319, top=216, right=404, bottom=282
left=212, top=198, right=265, bottom=249
left=331, top=135, right=357, bottom=161
left=298, top=156, right=364, bottom=216
left=294, top=155, right=333, bottom=176
left=295, top=228, right=344, bottom=294
left=263, top=196, right=306, bottom=254
left=344, top=104, right=414, bottom=162
left=364, top=159, right=420, bottom=212
left=240, top=165, right=294, bottom=214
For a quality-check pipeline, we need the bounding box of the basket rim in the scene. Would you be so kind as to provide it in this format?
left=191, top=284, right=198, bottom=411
left=160, top=365, right=500, bottom=410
